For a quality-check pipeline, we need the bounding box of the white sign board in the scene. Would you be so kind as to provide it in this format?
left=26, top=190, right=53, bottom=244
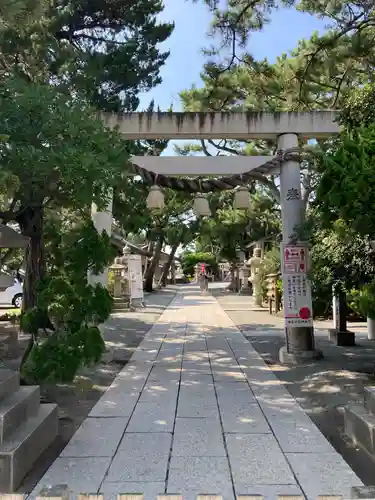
left=281, top=244, right=313, bottom=327
left=128, top=254, right=144, bottom=301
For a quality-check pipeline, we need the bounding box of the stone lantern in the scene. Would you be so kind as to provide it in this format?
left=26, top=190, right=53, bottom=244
left=109, top=244, right=132, bottom=311
left=109, top=257, right=125, bottom=299
left=240, top=262, right=251, bottom=294
left=248, top=247, right=264, bottom=306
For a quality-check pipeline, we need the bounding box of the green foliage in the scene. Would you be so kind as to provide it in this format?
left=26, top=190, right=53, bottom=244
left=0, top=0, right=174, bottom=112
left=21, top=278, right=112, bottom=383
left=180, top=251, right=218, bottom=277
left=349, top=283, right=375, bottom=321
left=19, top=218, right=115, bottom=383
left=44, top=215, right=117, bottom=282
left=256, top=247, right=281, bottom=299
left=196, top=191, right=280, bottom=263
left=340, top=84, right=375, bottom=130
left=0, top=77, right=128, bottom=215
left=315, top=124, right=375, bottom=237
left=300, top=214, right=375, bottom=317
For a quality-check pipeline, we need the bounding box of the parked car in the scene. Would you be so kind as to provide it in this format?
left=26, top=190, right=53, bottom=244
left=0, top=277, right=23, bottom=308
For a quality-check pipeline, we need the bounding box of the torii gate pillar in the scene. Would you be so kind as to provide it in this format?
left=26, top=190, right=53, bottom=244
left=278, top=133, right=323, bottom=363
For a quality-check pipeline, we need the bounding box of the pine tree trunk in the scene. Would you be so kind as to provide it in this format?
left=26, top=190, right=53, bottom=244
left=159, top=244, right=178, bottom=287
left=18, top=206, right=45, bottom=311
left=143, top=236, right=163, bottom=292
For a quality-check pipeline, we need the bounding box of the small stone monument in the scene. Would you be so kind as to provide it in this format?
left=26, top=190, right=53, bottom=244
left=248, top=247, right=264, bottom=307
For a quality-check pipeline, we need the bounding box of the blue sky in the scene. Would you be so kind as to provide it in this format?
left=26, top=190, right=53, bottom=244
left=138, top=0, right=327, bottom=154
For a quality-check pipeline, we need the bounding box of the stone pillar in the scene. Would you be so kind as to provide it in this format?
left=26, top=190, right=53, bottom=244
left=88, top=190, right=113, bottom=287
left=278, top=133, right=322, bottom=363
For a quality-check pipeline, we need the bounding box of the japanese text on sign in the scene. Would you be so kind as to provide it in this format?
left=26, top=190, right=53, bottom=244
left=281, top=244, right=313, bottom=327
left=282, top=244, right=308, bottom=274
left=282, top=273, right=313, bottom=327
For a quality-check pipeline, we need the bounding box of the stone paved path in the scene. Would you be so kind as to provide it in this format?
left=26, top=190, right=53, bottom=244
left=31, top=286, right=363, bottom=500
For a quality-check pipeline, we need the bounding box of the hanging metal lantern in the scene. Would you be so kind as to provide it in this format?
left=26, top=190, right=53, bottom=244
left=146, top=185, right=164, bottom=210
left=193, top=193, right=211, bottom=217
left=233, top=186, right=250, bottom=210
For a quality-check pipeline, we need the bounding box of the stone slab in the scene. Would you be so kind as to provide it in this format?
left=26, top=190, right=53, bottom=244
left=212, top=368, right=247, bottom=382
left=286, top=452, right=363, bottom=498
left=172, top=417, right=225, bottom=457
left=266, top=408, right=336, bottom=453
left=168, top=456, right=233, bottom=496
left=225, top=434, right=296, bottom=486
left=126, top=401, right=176, bottom=432
left=177, top=395, right=219, bottom=418
left=215, top=381, right=257, bottom=405
left=99, top=482, right=166, bottom=500
left=234, top=484, right=304, bottom=499
left=60, top=417, right=128, bottom=457
left=89, top=389, right=140, bottom=418
left=148, top=365, right=181, bottom=381
left=106, top=433, right=171, bottom=482
left=220, top=402, right=271, bottom=434
left=138, top=380, right=179, bottom=403
left=31, top=457, right=112, bottom=494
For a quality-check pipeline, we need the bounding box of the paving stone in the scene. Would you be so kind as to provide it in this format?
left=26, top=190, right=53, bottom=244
left=234, top=484, right=304, bottom=498
left=118, top=362, right=152, bottom=380
left=177, top=394, right=219, bottom=418
left=126, top=401, right=177, bottom=432
left=166, top=485, right=235, bottom=500
left=215, top=381, right=256, bottom=405
left=168, top=456, right=232, bottom=495
left=183, top=351, right=210, bottom=362
left=31, top=457, right=112, bottom=495
left=286, top=452, right=363, bottom=499
left=139, top=380, right=179, bottom=403
left=99, top=482, right=165, bottom=500
left=220, top=402, right=271, bottom=434
left=60, top=417, right=128, bottom=457
left=107, top=433, right=172, bottom=482
left=210, top=357, right=239, bottom=369
left=242, top=366, right=280, bottom=386
left=148, top=364, right=181, bottom=381
left=261, top=402, right=336, bottom=453
left=89, top=390, right=140, bottom=418
left=212, top=367, right=247, bottom=382
left=226, top=434, right=296, bottom=486
left=172, top=417, right=226, bottom=457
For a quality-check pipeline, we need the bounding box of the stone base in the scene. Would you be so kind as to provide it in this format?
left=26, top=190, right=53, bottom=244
left=328, top=328, right=356, bottom=346
left=279, top=345, right=324, bottom=364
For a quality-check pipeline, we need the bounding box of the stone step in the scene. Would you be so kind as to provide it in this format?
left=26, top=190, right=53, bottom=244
left=364, top=387, right=375, bottom=415
left=112, top=302, right=129, bottom=311
left=0, top=370, right=19, bottom=402
left=343, top=404, right=375, bottom=457
left=0, top=386, right=40, bottom=444
left=0, top=403, right=58, bottom=492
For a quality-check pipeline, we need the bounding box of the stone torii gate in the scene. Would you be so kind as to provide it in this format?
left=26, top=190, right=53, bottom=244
left=95, top=111, right=339, bottom=363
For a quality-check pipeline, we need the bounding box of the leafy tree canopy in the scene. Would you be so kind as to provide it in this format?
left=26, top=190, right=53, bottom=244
left=0, top=77, right=128, bottom=222
left=315, top=123, right=375, bottom=237
left=1, top=0, right=174, bottom=111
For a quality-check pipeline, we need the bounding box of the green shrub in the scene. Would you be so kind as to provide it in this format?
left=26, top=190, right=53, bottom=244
left=21, top=277, right=112, bottom=383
